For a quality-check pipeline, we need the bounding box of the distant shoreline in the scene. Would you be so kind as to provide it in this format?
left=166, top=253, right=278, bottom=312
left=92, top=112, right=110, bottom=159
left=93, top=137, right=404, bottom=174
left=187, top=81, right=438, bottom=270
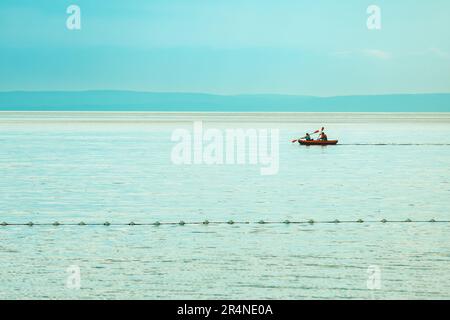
left=1, top=91, right=450, bottom=112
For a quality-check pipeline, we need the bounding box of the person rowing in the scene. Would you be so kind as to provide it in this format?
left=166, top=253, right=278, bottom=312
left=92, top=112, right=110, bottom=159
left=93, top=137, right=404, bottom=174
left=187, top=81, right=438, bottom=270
left=318, top=131, right=328, bottom=141
left=291, top=127, right=325, bottom=143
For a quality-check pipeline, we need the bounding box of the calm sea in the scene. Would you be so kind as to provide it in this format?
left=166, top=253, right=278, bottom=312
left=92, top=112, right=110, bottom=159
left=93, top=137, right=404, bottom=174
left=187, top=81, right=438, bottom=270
left=0, top=112, right=449, bottom=299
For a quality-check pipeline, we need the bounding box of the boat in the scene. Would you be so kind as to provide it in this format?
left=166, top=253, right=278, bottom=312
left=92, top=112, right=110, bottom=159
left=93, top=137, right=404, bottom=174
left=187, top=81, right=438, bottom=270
left=298, top=139, right=338, bottom=145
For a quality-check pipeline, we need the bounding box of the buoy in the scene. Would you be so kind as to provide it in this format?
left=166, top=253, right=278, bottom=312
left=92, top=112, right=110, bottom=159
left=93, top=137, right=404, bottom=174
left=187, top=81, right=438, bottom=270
left=78, top=221, right=86, bottom=226
left=129, top=222, right=136, bottom=226
left=258, top=220, right=265, bottom=224
left=308, top=219, right=314, bottom=224
left=381, top=219, right=387, bottom=223
left=153, top=221, right=161, bottom=226
left=357, top=219, right=364, bottom=223
left=104, top=221, right=110, bottom=226
left=283, top=220, right=290, bottom=224
left=429, top=219, right=436, bottom=223
left=203, top=220, right=209, bottom=225
left=26, top=222, right=34, bottom=226
left=227, top=220, right=234, bottom=225
left=405, top=218, right=412, bottom=222
left=179, top=221, right=185, bottom=225
left=333, top=219, right=340, bottom=223
left=53, top=221, right=60, bottom=226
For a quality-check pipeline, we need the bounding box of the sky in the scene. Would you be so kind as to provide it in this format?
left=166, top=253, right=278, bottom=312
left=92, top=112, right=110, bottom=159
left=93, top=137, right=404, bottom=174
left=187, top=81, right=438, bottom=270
left=0, top=0, right=450, bottom=96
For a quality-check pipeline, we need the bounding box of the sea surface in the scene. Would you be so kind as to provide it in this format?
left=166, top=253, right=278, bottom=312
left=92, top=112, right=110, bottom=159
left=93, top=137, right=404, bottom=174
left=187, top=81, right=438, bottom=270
left=0, top=112, right=449, bottom=299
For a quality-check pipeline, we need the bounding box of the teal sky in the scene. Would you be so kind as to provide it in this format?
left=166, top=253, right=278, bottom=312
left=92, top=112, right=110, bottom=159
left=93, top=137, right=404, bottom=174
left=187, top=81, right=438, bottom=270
left=1, top=0, right=450, bottom=96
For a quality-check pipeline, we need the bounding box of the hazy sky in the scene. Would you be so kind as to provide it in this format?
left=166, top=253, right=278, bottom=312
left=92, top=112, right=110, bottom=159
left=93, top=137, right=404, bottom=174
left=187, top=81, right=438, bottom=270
left=1, top=0, right=450, bottom=96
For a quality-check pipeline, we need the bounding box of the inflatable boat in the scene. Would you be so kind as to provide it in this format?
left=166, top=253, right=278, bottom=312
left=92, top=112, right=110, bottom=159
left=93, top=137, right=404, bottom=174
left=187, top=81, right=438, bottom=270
left=298, top=140, right=338, bottom=145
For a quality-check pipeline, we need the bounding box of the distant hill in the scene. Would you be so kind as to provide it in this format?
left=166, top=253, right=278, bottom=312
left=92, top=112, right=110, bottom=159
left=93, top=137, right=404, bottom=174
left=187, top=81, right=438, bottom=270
left=0, top=91, right=449, bottom=112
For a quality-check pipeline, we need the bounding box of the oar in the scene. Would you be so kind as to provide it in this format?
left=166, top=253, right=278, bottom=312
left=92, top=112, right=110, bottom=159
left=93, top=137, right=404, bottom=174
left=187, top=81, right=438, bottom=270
left=292, top=129, right=321, bottom=143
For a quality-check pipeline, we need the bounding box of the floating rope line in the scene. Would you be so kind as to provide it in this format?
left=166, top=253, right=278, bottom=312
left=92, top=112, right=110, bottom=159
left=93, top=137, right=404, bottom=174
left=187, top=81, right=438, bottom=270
left=0, top=219, right=449, bottom=227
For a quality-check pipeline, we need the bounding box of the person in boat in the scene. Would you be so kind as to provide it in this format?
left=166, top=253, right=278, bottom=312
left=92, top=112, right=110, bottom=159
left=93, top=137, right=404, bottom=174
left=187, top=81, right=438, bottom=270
left=318, top=131, right=328, bottom=141
left=304, top=133, right=312, bottom=141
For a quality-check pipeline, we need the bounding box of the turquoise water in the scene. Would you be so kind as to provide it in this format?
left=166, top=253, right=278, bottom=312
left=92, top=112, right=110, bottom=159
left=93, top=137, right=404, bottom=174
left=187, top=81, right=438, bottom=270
left=0, top=112, right=449, bottom=299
